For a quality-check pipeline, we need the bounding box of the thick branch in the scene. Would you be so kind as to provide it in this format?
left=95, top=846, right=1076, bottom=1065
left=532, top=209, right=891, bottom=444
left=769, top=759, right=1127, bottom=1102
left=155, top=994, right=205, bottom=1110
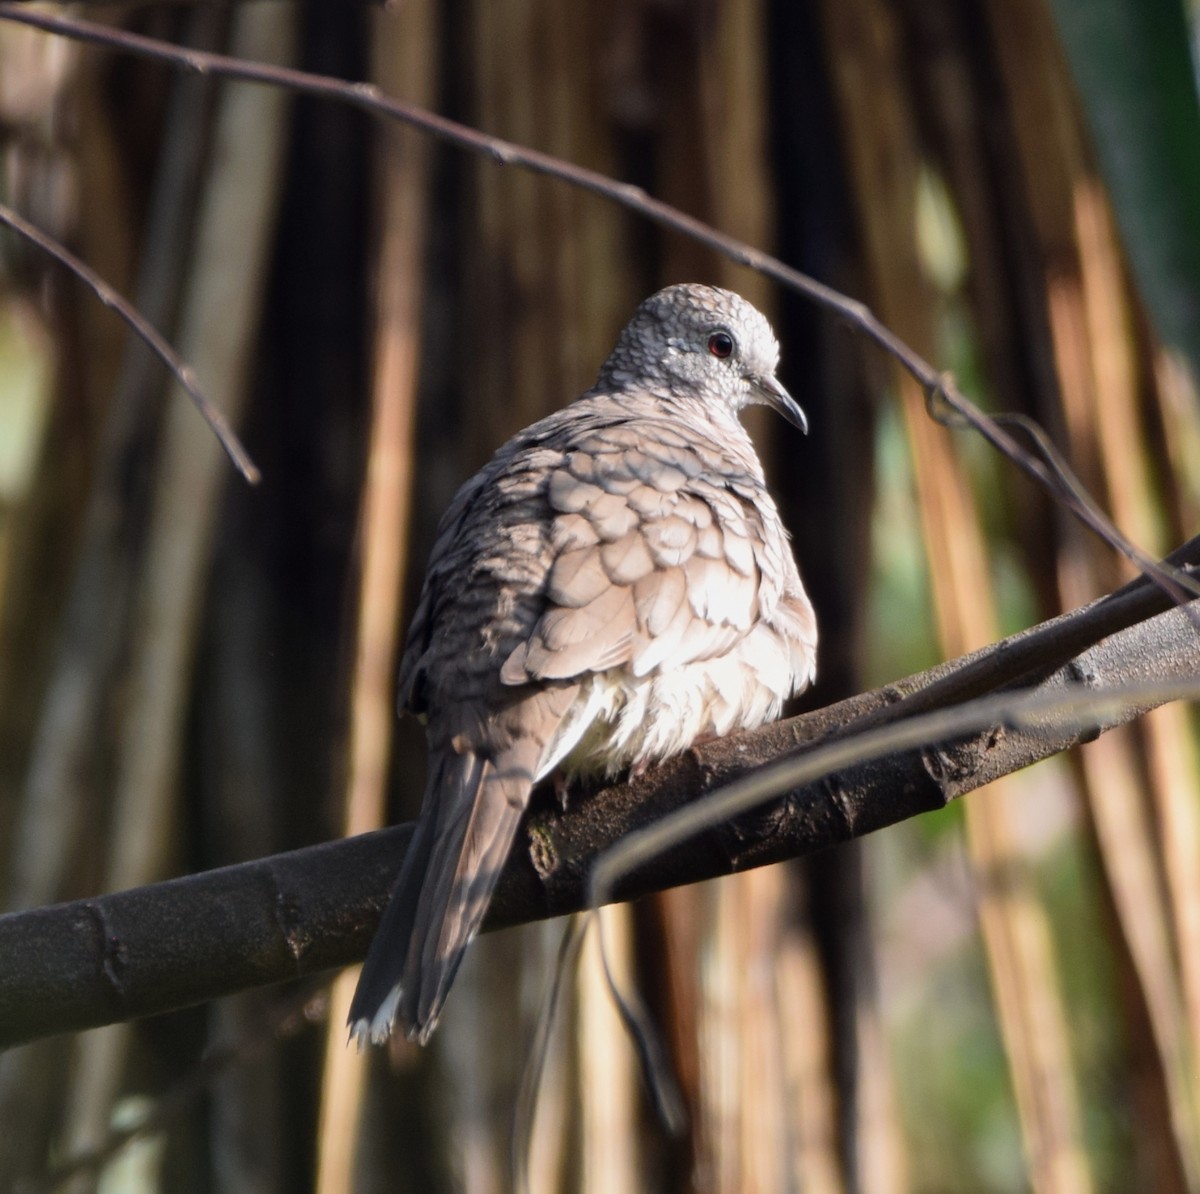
left=1, top=558, right=1198, bottom=1050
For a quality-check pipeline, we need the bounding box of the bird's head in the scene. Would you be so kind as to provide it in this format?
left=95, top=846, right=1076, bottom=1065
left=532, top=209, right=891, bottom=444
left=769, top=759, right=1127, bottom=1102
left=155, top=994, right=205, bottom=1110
left=598, top=283, right=807, bottom=434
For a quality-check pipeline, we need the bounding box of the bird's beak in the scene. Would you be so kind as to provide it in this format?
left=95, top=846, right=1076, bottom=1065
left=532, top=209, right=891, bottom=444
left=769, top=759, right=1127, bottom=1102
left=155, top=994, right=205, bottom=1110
left=753, top=374, right=808, bottom=435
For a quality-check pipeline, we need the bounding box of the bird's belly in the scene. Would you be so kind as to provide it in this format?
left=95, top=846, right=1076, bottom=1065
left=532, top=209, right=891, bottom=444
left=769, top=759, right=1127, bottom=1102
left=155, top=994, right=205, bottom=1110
left=552, top=627, right=802, bottom=780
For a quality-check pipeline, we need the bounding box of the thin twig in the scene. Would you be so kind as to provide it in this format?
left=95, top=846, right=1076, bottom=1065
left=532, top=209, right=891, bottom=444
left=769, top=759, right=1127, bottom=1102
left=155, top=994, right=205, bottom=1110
left=0, top=4, right=1194, bottom=598
left=593, top=905, right=686, bottom=1132
left=0, top=200, right=260, bottom=484
left=513, top=916, right=588, bottom=1194
left=992, top=410, right=1195, bottom=600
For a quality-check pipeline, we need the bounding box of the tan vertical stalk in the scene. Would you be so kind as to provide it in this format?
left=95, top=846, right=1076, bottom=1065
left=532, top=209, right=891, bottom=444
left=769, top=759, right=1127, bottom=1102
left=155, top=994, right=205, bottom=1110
left=1045, top=269, right=1195, bottom=1190
left=0, top=17, right=231, bottom=1182
left=696, top=0, right=775, bottom=310
left=464, top=3, right=634, bottom=1189
left=655, top=1, right=863, bottom=1187
left=56, top=9, right=296, bottom=1187
left=2, top=30, right=108, bottom=918
left=1074, top=178, right=1200, bottom=1178
left=1153, top=353, right=1200, bottom=1078
left=698, top=867, right=795, bottom=1194
left=1048, top=196, right=1200, bottom=1189
left=775, top=882, right=848, bottom=1194
left=985, top=0, right=1200, bottom=1182
left=465, top=4, right=569, bottom=1183
left=1155, top=353, right=1200, bottom=523
left=853, top=975, right=909, bottom=1194
left=820, top=1, right=1093, bottom=1191
left=1143, top=701, right=1200, bottom=1077
left=577, top=907, right=638, bottom=1194
left=0, top=25, right=82, bottom=880
left=313, top=4, right=435, bottom=1192
left=0, top=31, right=84, bottom=1186
left=1152, top=351, right=1200, bottom=1076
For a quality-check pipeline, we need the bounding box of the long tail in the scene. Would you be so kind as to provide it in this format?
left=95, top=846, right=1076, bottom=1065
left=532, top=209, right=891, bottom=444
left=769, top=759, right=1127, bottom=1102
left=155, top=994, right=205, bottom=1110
left=348, top=743, right=536, bottom=1045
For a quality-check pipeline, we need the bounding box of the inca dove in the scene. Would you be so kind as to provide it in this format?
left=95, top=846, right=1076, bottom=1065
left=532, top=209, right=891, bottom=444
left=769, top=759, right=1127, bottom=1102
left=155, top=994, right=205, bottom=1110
left=349, top=283, right=817, bottom=1045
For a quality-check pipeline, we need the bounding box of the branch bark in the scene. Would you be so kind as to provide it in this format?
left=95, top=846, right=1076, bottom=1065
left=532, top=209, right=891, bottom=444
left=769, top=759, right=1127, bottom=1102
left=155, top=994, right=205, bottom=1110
left=0, top=548, right=1197, bottom=1051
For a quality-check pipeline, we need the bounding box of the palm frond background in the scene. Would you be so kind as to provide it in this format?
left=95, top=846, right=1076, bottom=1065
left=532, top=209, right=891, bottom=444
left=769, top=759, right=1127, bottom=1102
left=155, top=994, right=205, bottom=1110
left=1, top=1, right=1198, bottom=1190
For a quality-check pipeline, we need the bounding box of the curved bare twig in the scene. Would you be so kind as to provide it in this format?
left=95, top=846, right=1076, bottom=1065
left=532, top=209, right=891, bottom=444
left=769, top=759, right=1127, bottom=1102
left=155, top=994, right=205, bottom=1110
left=0, top=201, right=260, bottom=485
left=0, top=4, right=1194, bottom=597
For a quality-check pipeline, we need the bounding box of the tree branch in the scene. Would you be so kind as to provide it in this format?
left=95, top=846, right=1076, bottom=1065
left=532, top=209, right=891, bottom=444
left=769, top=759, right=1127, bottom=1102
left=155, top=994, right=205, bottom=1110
left=1, top=548, right=1198, bottom=1051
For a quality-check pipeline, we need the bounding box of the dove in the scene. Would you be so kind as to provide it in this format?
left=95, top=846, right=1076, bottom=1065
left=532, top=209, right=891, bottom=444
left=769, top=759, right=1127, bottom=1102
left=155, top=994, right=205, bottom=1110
left=349, top=283, right=817, bottom=1045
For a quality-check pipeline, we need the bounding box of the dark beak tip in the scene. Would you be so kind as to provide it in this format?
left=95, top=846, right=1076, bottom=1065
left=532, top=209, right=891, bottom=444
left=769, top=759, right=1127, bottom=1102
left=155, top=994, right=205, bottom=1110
left=789, top=402, right=810, bottom=436
left=758, top=375, right=808, bottom=435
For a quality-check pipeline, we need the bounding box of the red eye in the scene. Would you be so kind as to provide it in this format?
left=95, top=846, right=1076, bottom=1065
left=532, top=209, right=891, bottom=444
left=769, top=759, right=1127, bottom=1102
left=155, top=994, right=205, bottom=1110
left=708, top=331, right=734, bottom=359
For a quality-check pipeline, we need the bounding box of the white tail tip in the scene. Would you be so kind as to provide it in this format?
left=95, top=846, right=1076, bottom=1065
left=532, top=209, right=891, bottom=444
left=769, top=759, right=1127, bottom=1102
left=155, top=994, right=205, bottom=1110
left=348, top=985, right=402, bottom=1049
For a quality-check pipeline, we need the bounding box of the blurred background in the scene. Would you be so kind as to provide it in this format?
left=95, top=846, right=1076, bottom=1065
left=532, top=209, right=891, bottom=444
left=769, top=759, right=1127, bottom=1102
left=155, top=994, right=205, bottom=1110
left=2, top=0, right=1200, bottom=1191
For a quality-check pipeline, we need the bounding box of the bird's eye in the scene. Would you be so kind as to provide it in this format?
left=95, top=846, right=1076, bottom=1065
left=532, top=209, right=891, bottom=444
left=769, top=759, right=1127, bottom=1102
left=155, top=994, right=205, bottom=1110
left=707, top=331, right=735, bottom=359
